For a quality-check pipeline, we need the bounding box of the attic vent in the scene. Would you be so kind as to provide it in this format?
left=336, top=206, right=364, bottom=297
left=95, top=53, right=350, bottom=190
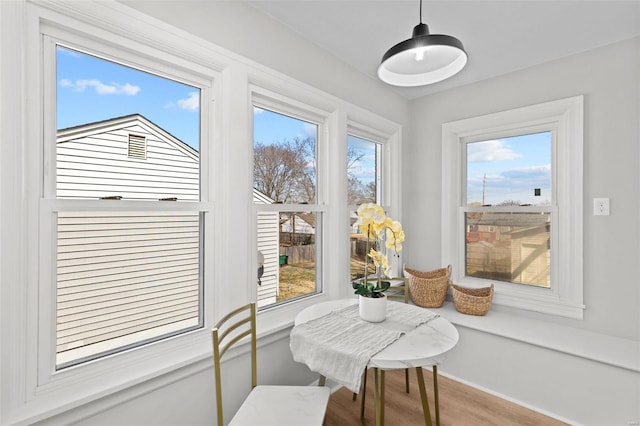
left=128, top=134, right=147, bottom=159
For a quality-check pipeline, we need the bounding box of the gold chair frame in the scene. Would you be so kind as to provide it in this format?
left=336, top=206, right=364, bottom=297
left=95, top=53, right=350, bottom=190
left=213, top=302, right=330, bottom=426
left=212, top=303, right=257, bottom=425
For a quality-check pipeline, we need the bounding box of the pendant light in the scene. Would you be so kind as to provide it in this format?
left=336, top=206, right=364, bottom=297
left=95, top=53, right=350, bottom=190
left=378, top=0, right=467, bottom=87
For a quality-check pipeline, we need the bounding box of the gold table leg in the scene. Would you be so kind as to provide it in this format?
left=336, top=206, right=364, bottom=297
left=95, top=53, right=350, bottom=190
left=360, top=368, right=368, bottom=419
left=355, top=367, right=366, bottom=401
left=433, top=366, right=440, bottom=426
left=373, top=368, right=386, bottom=426
left=380, top=370, right=385, bottom=425
left=416, top=367, right=433, bottom=426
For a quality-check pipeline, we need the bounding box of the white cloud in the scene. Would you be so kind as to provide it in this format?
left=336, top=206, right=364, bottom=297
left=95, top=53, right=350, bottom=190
left=253, top=106, right=265, bottom=114
left=177, top=92, right=200, bottom=111
left=59, top=78, right=140, bottom=96
left=467, top=139, right=522, bottom=162
left=502, top=165, right=550, bottom=180
left=467, top=165, right=551, bottom=205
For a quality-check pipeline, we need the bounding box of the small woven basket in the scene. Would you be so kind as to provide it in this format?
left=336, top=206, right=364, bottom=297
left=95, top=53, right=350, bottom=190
left=404, top=265, right=451, bottom=308
left=451, top=284, right=494, bottom=316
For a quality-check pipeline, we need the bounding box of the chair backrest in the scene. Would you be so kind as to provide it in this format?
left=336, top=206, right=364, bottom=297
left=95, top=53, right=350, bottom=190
left=212, top=303, right=257, bottom=426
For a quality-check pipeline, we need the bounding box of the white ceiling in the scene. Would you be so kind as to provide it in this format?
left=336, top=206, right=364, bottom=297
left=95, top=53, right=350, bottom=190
left=248, top=0, right=640, bottom=99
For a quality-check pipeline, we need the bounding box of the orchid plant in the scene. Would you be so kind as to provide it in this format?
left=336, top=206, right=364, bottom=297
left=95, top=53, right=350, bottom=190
left=352, top=203, right=405, bottom=298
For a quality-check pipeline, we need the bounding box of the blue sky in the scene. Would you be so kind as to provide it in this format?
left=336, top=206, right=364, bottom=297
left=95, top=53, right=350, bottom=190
left=346, top=135, right=377, bottom=185
left=57, top=46, right=200, bottom=149
left=466, top=131, right=551, bottom=206
left=253, top=107, right=316, bottom=144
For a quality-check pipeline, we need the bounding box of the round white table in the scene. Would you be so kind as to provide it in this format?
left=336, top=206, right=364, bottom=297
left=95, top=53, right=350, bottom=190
left=293, top=298, right=459, bottom=426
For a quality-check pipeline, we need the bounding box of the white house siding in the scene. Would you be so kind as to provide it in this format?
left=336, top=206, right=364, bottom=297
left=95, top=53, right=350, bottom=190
left=57, top=116, right=199, bottom=201
left=255, top=189, right=279, bottom=306
left=56, top=210, right=201, bottom=365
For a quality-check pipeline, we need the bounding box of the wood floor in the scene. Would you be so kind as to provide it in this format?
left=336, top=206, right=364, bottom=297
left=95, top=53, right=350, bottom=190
left=323, top=368, right=567, bottom=426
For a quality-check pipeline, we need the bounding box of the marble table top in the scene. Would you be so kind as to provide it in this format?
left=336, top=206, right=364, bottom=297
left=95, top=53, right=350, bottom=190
left=294, top=298, right=459, bottom=370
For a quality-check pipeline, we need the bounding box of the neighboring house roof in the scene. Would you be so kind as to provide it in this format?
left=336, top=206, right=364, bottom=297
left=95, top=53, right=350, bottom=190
left=253, top=188, right=275, bottom=204
left=296, top=212, right=316, bottom=229
left=280, top=214, right=315, bottom=234
left=57, top=113, right=198, bottom=160
left=467, top=212, right=550, bottom=228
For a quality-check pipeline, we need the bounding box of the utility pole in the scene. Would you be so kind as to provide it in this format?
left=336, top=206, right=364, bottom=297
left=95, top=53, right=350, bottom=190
left=482, top=173, right=486, bottom=205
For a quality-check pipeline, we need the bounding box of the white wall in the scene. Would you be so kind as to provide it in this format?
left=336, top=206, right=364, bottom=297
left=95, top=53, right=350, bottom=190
left=405, top=37, right=640, bottom=424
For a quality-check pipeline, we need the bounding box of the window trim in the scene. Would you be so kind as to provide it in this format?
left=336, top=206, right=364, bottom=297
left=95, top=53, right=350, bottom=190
left=442, top=96, right=584, bottom=319
left=41, top=30, right=214, bottom=372
left=20, top=6, right=218, bottom=420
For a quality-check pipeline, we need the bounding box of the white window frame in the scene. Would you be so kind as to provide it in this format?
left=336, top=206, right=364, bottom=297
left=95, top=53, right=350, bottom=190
left=346, top=127, right=386, bottom=208
left=442, top=96, right=584, bottom=319
left=251, top=91, right=329, bottom=309
left=8, top=5, right=218, bottom=422
left=347, top=117, right=403, bottom=276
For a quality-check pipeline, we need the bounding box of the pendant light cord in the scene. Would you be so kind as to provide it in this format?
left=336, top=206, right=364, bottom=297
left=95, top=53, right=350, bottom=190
left=419, top=0, right=423, bottom=24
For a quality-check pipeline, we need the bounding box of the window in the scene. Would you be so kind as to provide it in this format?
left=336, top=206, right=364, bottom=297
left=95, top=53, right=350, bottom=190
left=46, top=41, right=209, bottom=368
left=253, top=103, right=324, bottom=308
left=442, top=96, right=584, bottom=319
left=347, top=134, right=382, bottom=280
left=464, top=132, right=551, bottom=288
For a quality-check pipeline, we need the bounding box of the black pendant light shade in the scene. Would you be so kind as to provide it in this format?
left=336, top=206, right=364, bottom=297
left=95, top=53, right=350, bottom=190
left=378, top=5, right=467, bottom=87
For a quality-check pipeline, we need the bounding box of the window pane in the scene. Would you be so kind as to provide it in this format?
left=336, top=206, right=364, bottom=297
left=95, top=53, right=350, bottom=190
left=465, top=212, right=550, bottom=287
left=256, top=210, right=321, bottom=307
left=466, top=132, right=551, bottom=206
left=347, top=135, right=379, bottom=205
left=278, top=211, right=319, bottom=301
left=54, top=46, right=203, bottom=367
left=56, top=46, right=200, bottom=201
left=347, top=135, right=380, bottom=280
left=253, top=107, right=317, bottom=204
left=253, top=106, right=320, bottom=306
left=56, top=211, right=202, bottom=367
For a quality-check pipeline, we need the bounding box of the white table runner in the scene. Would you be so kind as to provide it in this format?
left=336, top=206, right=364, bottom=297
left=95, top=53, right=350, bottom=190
left=290, top=302, right=439, bottom=393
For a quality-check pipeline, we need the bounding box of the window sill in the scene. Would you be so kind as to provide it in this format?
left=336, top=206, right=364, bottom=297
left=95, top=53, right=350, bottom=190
left=430, top=303, right=640, bottom=373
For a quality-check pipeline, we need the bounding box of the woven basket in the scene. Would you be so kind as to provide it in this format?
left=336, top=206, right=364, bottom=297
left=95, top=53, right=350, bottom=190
left=451, top=284, right=494, bottom=316
left=404, top=265, right=451, bottom=308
